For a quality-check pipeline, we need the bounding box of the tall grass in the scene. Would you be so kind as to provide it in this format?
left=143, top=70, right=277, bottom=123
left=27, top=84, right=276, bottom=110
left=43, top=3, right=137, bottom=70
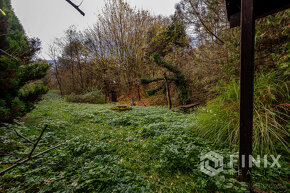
left=194, top=71, right=289, bottom=154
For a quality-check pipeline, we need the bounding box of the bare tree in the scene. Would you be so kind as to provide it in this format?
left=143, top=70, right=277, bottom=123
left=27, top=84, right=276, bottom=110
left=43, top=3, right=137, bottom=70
left=48, top=43, right=64, bottom=96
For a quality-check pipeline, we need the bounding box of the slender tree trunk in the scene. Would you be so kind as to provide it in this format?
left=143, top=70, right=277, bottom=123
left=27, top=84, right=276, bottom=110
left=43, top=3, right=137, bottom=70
left=137, top=85, right=141, bottom=101
left=71, top=65, right=76, bottom=91
left=54, top=65, right=63, bottom=96
left=77, top=60, right=84, bottom=89
left=163, top=72, right=172, bottom=110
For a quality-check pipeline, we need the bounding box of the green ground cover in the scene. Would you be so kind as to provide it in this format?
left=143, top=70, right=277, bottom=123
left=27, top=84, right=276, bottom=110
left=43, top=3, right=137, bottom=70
left=0, top=91, right=288, bottom=192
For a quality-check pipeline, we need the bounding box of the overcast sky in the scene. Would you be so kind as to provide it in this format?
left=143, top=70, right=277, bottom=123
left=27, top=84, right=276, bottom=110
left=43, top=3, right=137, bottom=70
left=11, top=0, right=180, bottom=59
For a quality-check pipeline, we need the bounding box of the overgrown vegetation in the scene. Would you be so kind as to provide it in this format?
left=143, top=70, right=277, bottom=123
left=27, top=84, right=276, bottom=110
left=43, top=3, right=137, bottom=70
left=140, top=19, right=191, bottom=105
left=1, top=91, right=288, bottom=192
left=195, top=71, right=289, bottom=153
left=190, top=9, right=290, bottom=154
left=0, top=0, right=289, bottom=192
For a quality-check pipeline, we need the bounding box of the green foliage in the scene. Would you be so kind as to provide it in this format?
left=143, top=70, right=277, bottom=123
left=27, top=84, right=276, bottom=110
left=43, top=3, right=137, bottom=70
left=0, top=56, right=20, bottom=95
left=1, top=91, right=288, bottom=192
left=65, top=90, right=105, bottom=104
left=0, top=0, right=48, bottom=123
left=19, top=81, right=49, bottom=111
left=110, top=105, right=133, bottom=112
left=140, top=77, right=164, bottom=84
left=194, top=71, right=289, bottom=154
left=147, top=17, right=187, bottom=57
left=153, top=54, right=191, bottom=105
left=0, top=0, right=41, bottom=62
left=0, top=0, right=26, bottom=53
left=18, top=61, right=49, bottom=85
left=0, top=2, right=289, bottom=192
left=146, top=82, right=165, bottom=96
left=0, top=56, right=22, bottom=122
left=141, top=18, right=191, bottom=105
left=0, top=56, right=49, bottom=122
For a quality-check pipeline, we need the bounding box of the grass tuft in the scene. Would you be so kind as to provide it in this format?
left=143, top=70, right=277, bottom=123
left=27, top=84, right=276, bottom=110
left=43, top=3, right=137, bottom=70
left=194, top=72, right=289, bottom=154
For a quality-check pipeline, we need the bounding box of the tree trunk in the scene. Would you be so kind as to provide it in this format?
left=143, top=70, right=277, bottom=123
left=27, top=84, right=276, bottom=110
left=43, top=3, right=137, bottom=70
left=137, top=85, right=141, bottom=101
left=54, top=65, right=63, bottom=96
left=77, top=59, right=84, bottom=89
left=163, top=72, right=172, bottom=110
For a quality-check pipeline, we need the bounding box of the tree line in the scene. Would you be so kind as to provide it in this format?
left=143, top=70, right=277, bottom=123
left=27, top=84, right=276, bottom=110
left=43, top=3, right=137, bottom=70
left=49, top=0, right=191, bottom=105
left=48, top=0, right=240, bottom=106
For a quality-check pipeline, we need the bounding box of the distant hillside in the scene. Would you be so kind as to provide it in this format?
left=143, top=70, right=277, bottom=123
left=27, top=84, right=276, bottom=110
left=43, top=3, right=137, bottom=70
left=47, top=60, right=58, bottom=66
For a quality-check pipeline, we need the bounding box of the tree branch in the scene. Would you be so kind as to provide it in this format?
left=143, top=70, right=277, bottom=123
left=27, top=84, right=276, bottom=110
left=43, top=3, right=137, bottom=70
left=0, top=143, right=64, bottom=176
left=12, top=129, right=34, bottom=144
left=28, top=125, right=48, bottom=159
left=189, top=1, right=224, bottom=44
left=65, top=0, right=85, bottom=16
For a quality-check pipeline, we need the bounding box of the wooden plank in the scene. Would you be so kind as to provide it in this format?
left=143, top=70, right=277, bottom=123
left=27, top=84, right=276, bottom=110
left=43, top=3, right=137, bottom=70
left=238, top=0, right=255, bottom=189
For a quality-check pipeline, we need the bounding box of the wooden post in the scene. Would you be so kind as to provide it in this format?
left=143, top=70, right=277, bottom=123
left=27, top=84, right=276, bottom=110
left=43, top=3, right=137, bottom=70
left=131, top=98, right=136, bottom=106
left=163, top=72, right=172, bottom=110
left=137, top=85, right=141, bottom=101
left=239, top=0, right=255, bottom=188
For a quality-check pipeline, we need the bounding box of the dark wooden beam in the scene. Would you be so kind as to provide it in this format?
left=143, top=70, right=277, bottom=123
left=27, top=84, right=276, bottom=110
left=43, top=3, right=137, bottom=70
left=238, top=0, right=255, bottom=189
left=65, top=0, right=85, bottom=16
left=226, top=0, right=290, bottom=28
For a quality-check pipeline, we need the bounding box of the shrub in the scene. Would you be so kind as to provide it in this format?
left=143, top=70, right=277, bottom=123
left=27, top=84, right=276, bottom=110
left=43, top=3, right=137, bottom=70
left=65, top=90, right=105, bottom=104
left=110, top=105, right=133, bottom=112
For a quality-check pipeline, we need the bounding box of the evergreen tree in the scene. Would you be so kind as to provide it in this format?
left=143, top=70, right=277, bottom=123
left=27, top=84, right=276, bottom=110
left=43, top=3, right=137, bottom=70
left=0, top=0, right=49, bottom=123
left=141, top=18, right=191, bottom=105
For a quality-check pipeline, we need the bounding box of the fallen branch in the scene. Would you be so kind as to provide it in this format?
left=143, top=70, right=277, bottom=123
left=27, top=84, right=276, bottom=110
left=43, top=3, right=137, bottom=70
left=0, top=153, right=26, bottom=158
left=0, top=162, right=57, bottom=166
left=28, top=125, right=48, bottom=159
left=0, top=143, right=64, bottom=176
left=12, top=129, right=34, bottom=144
